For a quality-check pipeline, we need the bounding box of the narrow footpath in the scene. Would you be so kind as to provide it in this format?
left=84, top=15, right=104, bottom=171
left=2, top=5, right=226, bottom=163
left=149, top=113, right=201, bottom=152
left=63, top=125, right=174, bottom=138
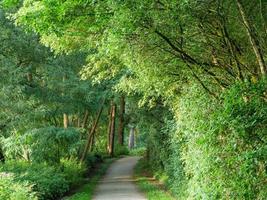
left=93, top=156, right=147, bottom=200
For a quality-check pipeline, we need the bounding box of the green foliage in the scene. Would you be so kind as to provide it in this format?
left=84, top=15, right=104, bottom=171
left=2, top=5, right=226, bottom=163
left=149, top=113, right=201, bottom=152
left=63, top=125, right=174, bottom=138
left=84, top=153, right=102, bottom=168
left=134, top=158, right=174, bottom=200
left=65, top=159, right=115, bottom=200
left=0, top=161, right=69, bottom=200
left=0, top=155, right=109, bottom=200
left=136, top=179, right=173, bottom=200
left=145, top=117, right=187, bottom=198
left=1, top=0, right=267, bottom=199
left=60, top=158, right=86, bottom=188
left=129, top=147, right=146, bottom=156
left=1, top=127, right=81, bottom=163
left=144, top=79, right=267, bottom=199
left=177, top=79, right=267, bottom=199
left=0, top=173, right=37, bottom=200
left=114, top=145, right=129, bottom=156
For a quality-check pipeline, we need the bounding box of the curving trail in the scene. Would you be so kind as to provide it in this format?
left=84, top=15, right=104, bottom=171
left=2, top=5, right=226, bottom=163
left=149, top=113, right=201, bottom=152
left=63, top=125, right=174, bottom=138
left=93, top=156, right=147, bottom=200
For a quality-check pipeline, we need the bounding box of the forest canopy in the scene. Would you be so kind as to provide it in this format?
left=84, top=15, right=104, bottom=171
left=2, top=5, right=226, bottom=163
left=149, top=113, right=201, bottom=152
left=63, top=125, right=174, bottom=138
left=0, top=0, right=266, bottom=199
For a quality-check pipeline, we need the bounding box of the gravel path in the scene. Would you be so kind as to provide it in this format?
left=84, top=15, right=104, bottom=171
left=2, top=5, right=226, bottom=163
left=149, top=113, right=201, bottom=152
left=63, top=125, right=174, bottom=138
left=92, top=156, right=147, bottom=200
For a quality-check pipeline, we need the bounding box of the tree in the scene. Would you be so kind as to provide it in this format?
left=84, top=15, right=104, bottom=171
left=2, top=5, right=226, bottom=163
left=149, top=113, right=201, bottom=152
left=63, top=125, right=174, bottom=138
left=1, top=1, right=266, bottom=199
left=107, top=101, right=116, bottom=156
left=118, top=95, right=125, bottom=145
left=236, top=0, right=266, bottom=75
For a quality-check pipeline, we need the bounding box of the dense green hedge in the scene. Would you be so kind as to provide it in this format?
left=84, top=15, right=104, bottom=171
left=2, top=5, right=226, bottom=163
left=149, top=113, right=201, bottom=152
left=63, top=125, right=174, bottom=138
left=146, top=79, right=267, bottom=199
left=0, top=173, right=37, bottom=200
left=0, top=154, right=103, bottom=200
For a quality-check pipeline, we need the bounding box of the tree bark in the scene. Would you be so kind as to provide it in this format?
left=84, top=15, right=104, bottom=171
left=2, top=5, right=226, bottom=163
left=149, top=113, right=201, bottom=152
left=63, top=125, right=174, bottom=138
left=107, top=104, right=112, bottom=153
left=63, top=74, right=69, bottom=128
left=89, top=127, right=96, bottom=152
left=77, top=116, right=80, bottom=127
left=27, top=73, right=33, bottom=82
left=128, top=127, right=135, bottom=149
left=108, top=101, right=116, bottom=156
left=0, top=147, right=5, bottom=163
left=63, top=113, right=69, bottom=129
left=80, top=102, right=104, bottom=162
left=219, top=17, right=244, bottom=80
left=81, top=110, right=89, bottom=129
left=259, top=0, right=267, bottom=37
left=236, top=0, right=266, bottom=76
left=118, top=95, right=125, bottom=145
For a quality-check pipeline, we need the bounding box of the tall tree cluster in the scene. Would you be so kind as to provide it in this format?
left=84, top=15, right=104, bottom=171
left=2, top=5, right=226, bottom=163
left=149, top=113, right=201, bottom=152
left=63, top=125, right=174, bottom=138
left=1, top=0, right=266, bottom=199
left=0, top=5, right=129, bottom=164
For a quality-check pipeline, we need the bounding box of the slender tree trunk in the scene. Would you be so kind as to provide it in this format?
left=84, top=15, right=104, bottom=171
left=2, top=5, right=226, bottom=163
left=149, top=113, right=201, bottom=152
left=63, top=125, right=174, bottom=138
left=118, top=95, right=125, bottom=145
left=77, top=111, right=88, bottom=157
left=236, top=0, right=266, bottom=76
left=259, top=0, right=267, bottom=37
left=63, top=75, right=69, bottom=128
left=81, top=110, right=89, bottom=129
left=80, top=102, right=104, bottom=162
left=63, top=114, right=68, bottom=128
left=89, top=127, right=96, bottom=152
left=77, top=116, right=80, bottom=127
left=107, top=104, right=112, bottom=153
left=0, top=147, right=5, bottom=163
left=128, top=127, right=135, bottom=149
left=220, top=18, right=244, bottom=80
left=27, top=73, right=33, bottom=82
left=108, top=101, right=116, bottom=156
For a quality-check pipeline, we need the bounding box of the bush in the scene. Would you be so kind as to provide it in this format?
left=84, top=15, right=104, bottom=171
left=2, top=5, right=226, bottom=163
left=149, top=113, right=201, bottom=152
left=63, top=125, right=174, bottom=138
left=177, top=79, right=267, bottom=199
left=114, top=145, right=129, bottom=156
left=0, top=154, right=105, bottom=200
left=145, top=79, right=267, bottom=199
left=129, top=147, right=146, bottom=156
left=0, top=161, right=69, bottom=200
left=84, top=153, right=103, bottom=168
left=0, top=173, right=37, bottom=200
left=1, top=127, right=81, bottom=163
left=60, top=158, right=86, bottom=188
left=146, top=118, right=187, bottom=198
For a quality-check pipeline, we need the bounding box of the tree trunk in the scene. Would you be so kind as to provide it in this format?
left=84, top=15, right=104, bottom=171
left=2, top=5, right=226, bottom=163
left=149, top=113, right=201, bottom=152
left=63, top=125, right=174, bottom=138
left=107, top=104, right=112, bottom=153
left=77, top=116, right=80, bottom=127
left=259, top=0, right=267, bottom=37
left=63, top=74, right=69, bottom=128
left=63, top=113, right=69, bottom=128
left=27, top=73, right=33, bottom=82
left=219, top=18, right=244, bottom=80
left=128, top=127, right=135, bottom=149
left=89, top=127, right=96, bottom=152
left=118, top=95, right=125, bottom=145
left=108, top=101, right=116, bottom=156
left=0, top=147, right=5, bottom=163
left=236, top=0, right=266, bottom=76
left=81, top=110, right=89, bottom=129
left=80, top=102, right=104, bottom=162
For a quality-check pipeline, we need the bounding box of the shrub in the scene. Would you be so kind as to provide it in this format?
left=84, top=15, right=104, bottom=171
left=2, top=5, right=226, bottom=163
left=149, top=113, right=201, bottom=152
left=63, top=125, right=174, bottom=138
left=0, top=161, right=69, bottom=200
left=114, top=145, right=129, bottom=156
left=129, top=147, right=146, bottom=156
left=145, top=79, right=267, bottom=199
left=60, top=158, right=86, bottom=188
left=146, top=118, right=187, bottom=198
left=84, top=153, right=103, bottom=168
left=0, top=173, right=37, bottom=200
left=178, top=79, right=267, bottom=199
left=1, top=127, right=81, bottom=163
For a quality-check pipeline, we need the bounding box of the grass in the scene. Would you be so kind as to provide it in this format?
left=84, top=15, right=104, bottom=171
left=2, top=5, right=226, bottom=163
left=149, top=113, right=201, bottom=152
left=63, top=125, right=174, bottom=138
left=134, top=158, right=174, bottom=200
left=63, top=158, right=115, bottom=200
